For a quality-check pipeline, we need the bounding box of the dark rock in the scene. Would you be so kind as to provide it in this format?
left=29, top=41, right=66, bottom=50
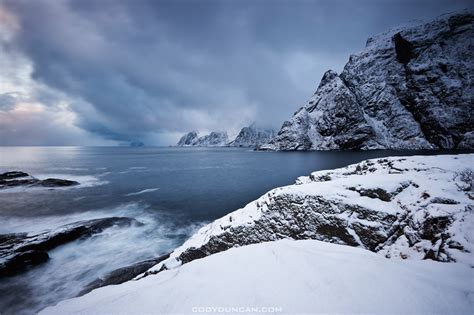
left=0, top=250, right=49, bottom=277
left=393, top=33, right=415, bottom=64
left=36, top=178, right=79, bottom=187
left=0, top=171, right=29, bottom=180
left=0, top=217, right=139, bottom=278
left=421, top=216, right=452, bottom=241
left=0, top=171, right=79, bottom=189
left=78, top=253, right=170, bottom=296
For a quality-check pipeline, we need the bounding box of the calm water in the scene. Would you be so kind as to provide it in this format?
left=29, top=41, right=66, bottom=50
left=0, top=146, right=467, bottom=313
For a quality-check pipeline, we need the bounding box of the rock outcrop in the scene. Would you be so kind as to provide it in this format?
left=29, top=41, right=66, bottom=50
left=78, top=253, right=170, bottom=296
left=176, top=131, right=229, bottom=147
left=176, top=131, right=199, bottom=146
left=0, top=217, right=140, bottom=278
left=261, top=11, right=474, bottom=150
left=0, top=171, right=79, bottom=189
left=228, top=123, right=277, bottom=148
left=146, top=154, right=473, bottom=276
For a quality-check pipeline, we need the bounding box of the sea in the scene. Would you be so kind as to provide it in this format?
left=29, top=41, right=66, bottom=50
left=0, top=146, right=467, bottom=313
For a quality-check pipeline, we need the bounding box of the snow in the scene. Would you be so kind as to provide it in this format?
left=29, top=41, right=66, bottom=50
left=262, top=10, right=473, bottom=150
left=228, top=123, right=277, bottom=148
left=147, top=154, right=473, bottom=273
left=177, top=131, right=229, bottom=147
left=41, top=239, right=474, bottom=314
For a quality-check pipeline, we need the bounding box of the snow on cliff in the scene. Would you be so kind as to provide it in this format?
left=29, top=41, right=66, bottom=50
left=176, top=131, right=229, bottom=147
left=261, top=11, right=474, bottom=150
left=150, top=154, right=474, bottom=271
left=228, top=123, right=277, bottom=148
left=42, top=239, right=473, bottom=314
left=41, top=154, right=474, bottom=314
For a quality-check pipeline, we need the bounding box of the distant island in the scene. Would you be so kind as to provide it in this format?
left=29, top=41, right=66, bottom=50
left=176, top=123, right=277, bottom=148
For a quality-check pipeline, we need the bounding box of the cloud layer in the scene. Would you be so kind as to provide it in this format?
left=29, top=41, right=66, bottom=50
left=1, top=0, right=472, bottom=145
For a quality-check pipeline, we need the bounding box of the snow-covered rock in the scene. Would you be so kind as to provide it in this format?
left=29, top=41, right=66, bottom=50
left=228, top=123, right=277, bottom=148
left=176, top=131, right=199, bottom=146
left=262, top=11, right=474, bottom=150
left=41, top=239, right=474, bottom=314
left=148, top=154, right=473, bottom=273
left=176, top=131, right=229, bottom=147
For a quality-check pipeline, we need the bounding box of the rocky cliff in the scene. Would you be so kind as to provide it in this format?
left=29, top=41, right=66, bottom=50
left=176, top=131, right=229, bottom=147
left=261, top=11, right=473, bottom=150
left=228, top=123, right=277, bottom=148
left=145, top=154, right=473, bottom=275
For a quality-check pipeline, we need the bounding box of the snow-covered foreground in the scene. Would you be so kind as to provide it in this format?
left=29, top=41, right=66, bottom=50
left=154, top=154, right=474, bottom=272
left=42, top=154, right=474, bottom=314
left=42, top=239, right=473, bottom=314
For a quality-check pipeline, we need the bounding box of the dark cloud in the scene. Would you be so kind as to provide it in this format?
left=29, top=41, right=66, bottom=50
left=2, top=0, right=473, bottom=145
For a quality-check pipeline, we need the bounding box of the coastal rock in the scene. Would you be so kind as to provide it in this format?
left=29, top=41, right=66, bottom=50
left=262, top=11, right=474, bottom=150
left=228, top=123, right=277, bottom=148
left=78, top=253, right=170, bottom=296
left=0, top=217, right=140, bottom=278
left=147, top=154, right=473, bottom=276
left=0, top=171, right=79, bottom=189
left=176, top=131, right=229, bottom=147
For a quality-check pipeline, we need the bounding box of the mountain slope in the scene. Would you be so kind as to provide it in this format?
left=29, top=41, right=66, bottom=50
left=176, top=131, right=229, bottom=147
left=228, top=123, right=277, bottom=148
left=262, top=11, right=473, bottom=150
left=176, top=131, right=199, bottom=146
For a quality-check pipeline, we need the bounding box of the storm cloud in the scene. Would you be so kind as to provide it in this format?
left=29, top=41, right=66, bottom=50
left=1, top=0, right=472, bottom=145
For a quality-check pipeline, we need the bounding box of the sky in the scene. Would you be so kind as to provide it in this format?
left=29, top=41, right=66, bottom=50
left=0, top=0, right=472, bottom=146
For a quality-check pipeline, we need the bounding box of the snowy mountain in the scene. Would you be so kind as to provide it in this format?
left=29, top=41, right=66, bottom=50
left=228, top=123, right=277, bottom=148
left=261, top=11, right=474, bottom=150
left=176, top=131, right=229, bottom=147
left=176, top=131, right=199, bottom=146
left=41, top=154, right=474, bottom=314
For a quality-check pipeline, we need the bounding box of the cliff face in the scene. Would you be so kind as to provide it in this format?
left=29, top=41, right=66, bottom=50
left=147, top=154, right=473, bottom=273
left=262, top=11, right=474, bottom=151
left=228, top=123, right=277, bottom=148
left=176, top=131, right=229, bottom=147
left=176, top=131, right=199, bottom=146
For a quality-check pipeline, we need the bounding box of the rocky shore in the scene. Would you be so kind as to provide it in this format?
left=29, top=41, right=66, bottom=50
left=0, top=217, right=140, bottom=278
left=0, top=171, right=80, bottom=189
left=41, top=153, right=474, bottom=314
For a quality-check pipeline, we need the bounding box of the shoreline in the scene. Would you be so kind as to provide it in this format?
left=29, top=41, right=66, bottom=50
left=41, top=153, right=474, bottom=313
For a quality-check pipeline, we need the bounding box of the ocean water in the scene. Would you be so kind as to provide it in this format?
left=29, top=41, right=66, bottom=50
left=0, top=146, right=466, bottom=313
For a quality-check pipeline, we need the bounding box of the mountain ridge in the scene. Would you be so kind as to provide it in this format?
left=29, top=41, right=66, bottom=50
left=261, top=11, right=473, bottom=151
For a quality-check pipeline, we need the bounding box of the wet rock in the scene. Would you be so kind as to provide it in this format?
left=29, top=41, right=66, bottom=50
left=0, top=171, right=79, bottom=189
left=0, top=217, right=139, bottom=278
left=0, top=250, right=49, bottom=277
left=36, top=178, right=79, bottom=187
left=78, top=253, right=170, bottom=296
left=0, top=171, right=29, bottom=180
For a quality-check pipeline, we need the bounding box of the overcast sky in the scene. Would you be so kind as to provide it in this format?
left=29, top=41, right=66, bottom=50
left=0, top=0, right=472, bottom=146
